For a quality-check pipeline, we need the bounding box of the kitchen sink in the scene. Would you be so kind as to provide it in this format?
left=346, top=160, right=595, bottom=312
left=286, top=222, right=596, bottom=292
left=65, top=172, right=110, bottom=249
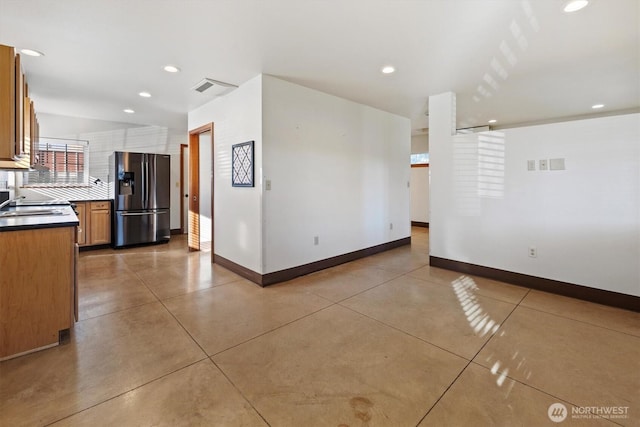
left=0, top=209, right=66, bottom=218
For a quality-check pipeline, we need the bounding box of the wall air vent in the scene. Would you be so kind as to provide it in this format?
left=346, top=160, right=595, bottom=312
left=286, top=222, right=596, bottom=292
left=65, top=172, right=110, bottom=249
left=191, top=78, right=238, bottom=95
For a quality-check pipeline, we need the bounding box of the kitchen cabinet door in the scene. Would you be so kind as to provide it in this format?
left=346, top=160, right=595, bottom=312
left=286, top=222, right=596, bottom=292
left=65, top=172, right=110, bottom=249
left=14, top=54, right=24, bottom=156
left=0, top=44, right=16, bottom=161
left=89, top=202, right=111, bottom=245
left=0, top=226, right=75, bottom=359
left=75, top=202, right=87, bottom=246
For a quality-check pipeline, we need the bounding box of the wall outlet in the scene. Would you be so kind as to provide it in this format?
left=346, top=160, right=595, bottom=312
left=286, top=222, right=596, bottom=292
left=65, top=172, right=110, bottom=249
left=527, top=160, right=535, bottom=171
left=314, top=236, right=319, bottom=245
left=539, top=159, right=548, bottom=171
left=528, top=246, right=537, bottom=258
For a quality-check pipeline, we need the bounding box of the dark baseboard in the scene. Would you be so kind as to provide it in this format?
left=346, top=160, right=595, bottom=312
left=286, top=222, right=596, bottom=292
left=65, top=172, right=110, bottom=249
left=430, top=256, right=640, bottom=312
left=214, top=254, right=263, bottom=284
left=411, top=221, right=429, bottom=228
left=261, top=237, right=411, bottom=286
left=170, top=228, right=182, bottom=235
left=78, top=244, right=111, bottom=252
left=214, top=237, right=412, bottom=287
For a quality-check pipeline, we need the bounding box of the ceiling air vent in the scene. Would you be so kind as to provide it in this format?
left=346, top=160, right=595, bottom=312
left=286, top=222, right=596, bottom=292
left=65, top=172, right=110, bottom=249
left=191, top=78, right=238, bottom=95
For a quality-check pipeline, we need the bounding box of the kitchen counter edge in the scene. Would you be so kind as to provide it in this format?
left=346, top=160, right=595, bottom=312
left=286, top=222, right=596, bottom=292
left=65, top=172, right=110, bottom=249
left=0, top=206, right=79, bottom=232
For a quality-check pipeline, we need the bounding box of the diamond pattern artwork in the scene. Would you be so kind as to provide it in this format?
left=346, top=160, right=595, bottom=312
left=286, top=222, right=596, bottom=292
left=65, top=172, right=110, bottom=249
left=232, top=141, right=254, bottom=187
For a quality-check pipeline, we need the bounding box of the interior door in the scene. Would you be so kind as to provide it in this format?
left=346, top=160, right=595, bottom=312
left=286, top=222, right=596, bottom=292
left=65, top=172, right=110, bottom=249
left=188, top=134, right=200, bottom=250
left=180, top=144, right=188, bottom=234
left=187, top=123, right=213, bottom=252
left=198, top=131, right=212, bottom=252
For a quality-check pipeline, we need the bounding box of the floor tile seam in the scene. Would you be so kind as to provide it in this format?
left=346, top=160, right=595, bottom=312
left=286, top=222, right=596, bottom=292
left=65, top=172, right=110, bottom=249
left=415, top=298, right=526, bottom=426
left=414, top=356, right=475, bottom=426
left=207, top=303, right=339, bottom=357
left=407, top=273, right=532, bottom=306
left=156, top=298, right=210, bottom=357
left=78, top=255, right=146, bottom=280
left=41, top=356, right=210, bottom=427
left=465, top=360, right=625, bottom=426
left=467, top=291, right=524, bottom=362
left=472, top=288, right=633, bottom=423
left=130, top=267, right=165, bottom=302
left=513, top=304, right=640, bottom=339
left=155, top=277, right=249, bottom=303
left=335, top=302, right=472, bottom=362
left=325, top=273, right=413, bottom=305
left=340, top=269, right=400, bottom=282
left=208, top=357, right=272, bottom=427
left=376, top=263, right=429, bottom=276
left=76, top=299, right=159, bottom=323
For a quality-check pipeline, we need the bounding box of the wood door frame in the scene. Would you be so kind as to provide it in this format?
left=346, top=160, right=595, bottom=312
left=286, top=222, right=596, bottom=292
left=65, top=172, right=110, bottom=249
left=179, top=143, right=188, bottom=234
left=187, top=123, right=213, bottom=252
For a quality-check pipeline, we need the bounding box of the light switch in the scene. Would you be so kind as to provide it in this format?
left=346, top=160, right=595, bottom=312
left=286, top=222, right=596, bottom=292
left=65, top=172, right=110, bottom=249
left=539, top=159, right=548, bottom=171
left=527, top=160, right=535, bottom=171
left=265, top=180, right=272, bottom=191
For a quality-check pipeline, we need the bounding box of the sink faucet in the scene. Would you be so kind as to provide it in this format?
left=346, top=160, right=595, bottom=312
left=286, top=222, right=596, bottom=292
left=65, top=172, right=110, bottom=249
left=0, top=195, right=26, bottom=211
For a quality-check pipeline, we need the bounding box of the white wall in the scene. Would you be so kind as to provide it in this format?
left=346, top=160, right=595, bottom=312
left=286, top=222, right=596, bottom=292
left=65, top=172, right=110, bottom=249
left=411, top=134, right=429, bottom=153
left=410, top=166, right=429, bottom=223
left=188, top=75, right=263, bottom=273
left=262, top=75, right=411, bottom=273
left=37, top=113, right=184, bottom=229
left=430, top=92, right=640, bottom=297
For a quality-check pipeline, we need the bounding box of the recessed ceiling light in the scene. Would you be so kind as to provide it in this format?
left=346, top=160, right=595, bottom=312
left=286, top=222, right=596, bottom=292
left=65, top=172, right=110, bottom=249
left=123, top=108, right=135, bottom=114
left=163, top=65, right=180, bottom=73
left=20, top=48, right=44, bottom=57
left=488, top=119, right=497, bottom=124
left=591, top=104, right=604, bottom=109
left=564, top=0, right=589, bottom=13
left=381, top=66, right=395, bottom=74
left=139, top=92, right=152, bottom=98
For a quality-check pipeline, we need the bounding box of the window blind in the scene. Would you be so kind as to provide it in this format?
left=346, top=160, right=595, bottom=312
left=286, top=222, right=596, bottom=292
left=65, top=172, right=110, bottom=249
left=22, top=137, right=89, bottom=187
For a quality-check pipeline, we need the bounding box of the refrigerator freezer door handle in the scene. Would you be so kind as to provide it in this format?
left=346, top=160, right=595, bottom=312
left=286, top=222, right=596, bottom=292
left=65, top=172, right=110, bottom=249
left=141, top=155, right=147, bottom=209
left=120, top=211, right=168, bottom=216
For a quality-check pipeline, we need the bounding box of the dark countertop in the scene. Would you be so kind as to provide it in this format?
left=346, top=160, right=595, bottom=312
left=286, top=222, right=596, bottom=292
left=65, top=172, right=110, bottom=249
left=0, top=205, right=79, bottom=232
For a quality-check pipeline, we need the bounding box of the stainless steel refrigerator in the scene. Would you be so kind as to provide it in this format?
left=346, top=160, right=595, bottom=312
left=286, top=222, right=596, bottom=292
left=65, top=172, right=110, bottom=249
left=110, top=151, right=171, bottom=247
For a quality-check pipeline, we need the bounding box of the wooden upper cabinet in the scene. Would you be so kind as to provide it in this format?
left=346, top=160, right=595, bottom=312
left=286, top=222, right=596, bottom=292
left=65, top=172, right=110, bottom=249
left=0, top=44, right=31, bottom=168
left=0, top=44, right=16, bottom=161
left=24, top=92, right=31, bottom=162
left=15, top=53, right=24, bottom=157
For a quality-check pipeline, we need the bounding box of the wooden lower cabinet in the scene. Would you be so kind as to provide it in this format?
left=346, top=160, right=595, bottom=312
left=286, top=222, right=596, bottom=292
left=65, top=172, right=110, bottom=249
left=75, top=202, right=87, bottom=245
left=0, top=226, right=76, bottom=360
left=74, top=200, right=111, bottom=247
left=89, top=201, right=110, bottom=245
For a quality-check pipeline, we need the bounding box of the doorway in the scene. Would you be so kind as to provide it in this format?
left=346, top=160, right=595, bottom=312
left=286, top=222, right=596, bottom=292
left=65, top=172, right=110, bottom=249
left=198, top=131, right=212, bottom=252
left=187, top=123, right=214, bottom=252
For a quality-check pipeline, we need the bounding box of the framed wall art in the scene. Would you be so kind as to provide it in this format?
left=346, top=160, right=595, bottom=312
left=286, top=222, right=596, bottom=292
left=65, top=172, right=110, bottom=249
left=232, top=140, right=254, bottom=187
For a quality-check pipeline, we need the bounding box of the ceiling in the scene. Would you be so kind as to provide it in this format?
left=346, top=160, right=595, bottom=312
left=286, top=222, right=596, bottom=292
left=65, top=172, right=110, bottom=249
left=0, top=0, right=638, bottom=135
